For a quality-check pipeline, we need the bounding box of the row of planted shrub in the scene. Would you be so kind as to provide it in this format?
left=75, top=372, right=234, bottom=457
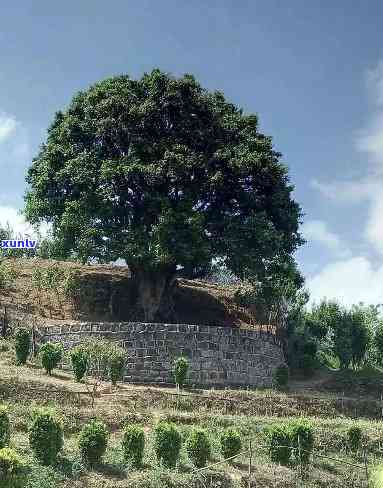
left=0, top=404, right=243, bottom=486
left=0, top=401, right=366, bottom=487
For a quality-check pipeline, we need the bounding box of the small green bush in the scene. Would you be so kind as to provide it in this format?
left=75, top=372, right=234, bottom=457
left=173, top=356, right=189, bottom=389
left=186, top=428, right=211, bottom=468
left=29, top=408, right=63, bottom=465
left=109, top=347, right=126, bottom=386
left=347, top=425, right=362, bottom=452
left=14, top=327, right=31, bottom=365
left=122, top=424, right=145, bottom=468
left=154, top=422, right=182, bottom=468
left=78, top=419, right=109, bottom=465
left=0, top=405, right=10, bottom=448
left=0, top=447, right=26, bottom=488
left=266, top=423, right=292, bottom=465
left=69, top=345, right=89, bottom=382
left=220, top=428, right=242, bottom=462
left=273, top=365, right=289, bottom=388
left=0, top=264, right=17, bottom=290
left=39, top=342, right=63, bottom=375
left=0, top=339, right=9, bottom=352
left=290, top=419, right=314, bottom=464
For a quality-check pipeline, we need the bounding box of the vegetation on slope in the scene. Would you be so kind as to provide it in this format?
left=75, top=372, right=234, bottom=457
left=0, top=339, right=382, bottom=487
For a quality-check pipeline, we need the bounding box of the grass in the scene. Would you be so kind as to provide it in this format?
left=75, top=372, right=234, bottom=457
left=0, top=342, right=382, bottom=487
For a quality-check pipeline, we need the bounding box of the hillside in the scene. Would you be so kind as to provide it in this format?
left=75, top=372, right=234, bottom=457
left=0, top=257, right=258, bottom=328
left=0, top=342, right=379, bottom=488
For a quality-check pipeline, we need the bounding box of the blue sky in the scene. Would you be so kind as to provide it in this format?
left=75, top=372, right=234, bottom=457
left=1, top=1, right=383, bottom=306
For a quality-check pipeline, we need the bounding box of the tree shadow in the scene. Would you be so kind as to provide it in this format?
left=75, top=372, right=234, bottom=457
left=93, top=462, right=126, bottom=479
left=56, top=456, right=76, bottom=478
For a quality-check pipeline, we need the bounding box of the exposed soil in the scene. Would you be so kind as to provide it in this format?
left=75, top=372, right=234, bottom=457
left=0, top=257, right=260, bottom=328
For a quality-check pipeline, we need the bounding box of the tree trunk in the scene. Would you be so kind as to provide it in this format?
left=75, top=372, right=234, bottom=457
left=131, top=264, right=178, bottom=322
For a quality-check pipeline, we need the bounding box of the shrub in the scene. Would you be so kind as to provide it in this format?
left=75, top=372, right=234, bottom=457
left=70, top=345, right=89, bottom=382
left=0, top=405, right=10, bottom=448
left=186, top=428, right=211, bottom=468
left=0, top=339, right=9, bottom=352
left=14, top=327, right=31, bottom=365
left=220, top=428, right=242, bottom=462
left=273, top=365, right=289, bottom=388
left=39, top=342, right=63, bottom=375
left=173, top=356, right=189, bottom=389
left=0, top=447, right=26, bottom=488
left=78, top=419, right=108, bottom=465
left=266, top=423, right=292, bottom=465
left=154, top=422, right=182, bottom=468
left=122, top=424, right=145, bottom=468
left=0, top=264, right=17, bottom=290
left=29, top=408, right=63, bottom=465
left=109, top=347, right=126, bottom=386
left=347, top=425, right=362, bottom=452
left=290, top=419, right=314, bottom=464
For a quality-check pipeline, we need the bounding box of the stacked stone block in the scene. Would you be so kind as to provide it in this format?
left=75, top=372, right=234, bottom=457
left=35, top=322, right=285, bottom=388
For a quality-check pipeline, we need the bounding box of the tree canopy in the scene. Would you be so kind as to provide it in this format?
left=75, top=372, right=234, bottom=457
left=24, top=69, right=304, bottom=320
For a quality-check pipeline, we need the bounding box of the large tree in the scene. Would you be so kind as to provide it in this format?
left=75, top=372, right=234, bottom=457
left=24, top=69, right=304, bottom=321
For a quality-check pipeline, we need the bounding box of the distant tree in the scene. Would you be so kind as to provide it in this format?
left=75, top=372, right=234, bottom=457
left=374, top=326, right=383, bottom=366
left=308, top=300, right=373, bottom=370
left=24, top=69, right=303, bottom=321
left=348, top=307, right=372, bottom=369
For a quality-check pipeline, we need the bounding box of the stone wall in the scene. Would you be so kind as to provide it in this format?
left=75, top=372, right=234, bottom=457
left=35, top=322, right=285, bottom=388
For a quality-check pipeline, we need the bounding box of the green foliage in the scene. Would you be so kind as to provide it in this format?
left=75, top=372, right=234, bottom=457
left=62, top=270, right=81, bottom=297
left=77, top=339, right=126, bottom=385
left=36, top=233, right=73, bottom=261
left=84, top=338, right=111, bottom=378
left=78, top=419, right=109, bottom=465
left=308, top=300, right=373, bottom=370
left=266, top=423, right=292, bottom=465
left=0, top=405, right=10, bottom=448
left=347, top=425, right=362, bottom=452
left=69, top=345, right=89, bottom=382
left=233, top=280, right=258, bottom=308
left=29, top=408, right=63, bottom=465
left=185, top=428, right=211, bottom=468
left=173, top=356, right=189, bottom=388
left=32, top=265, right=64, bottom=293
left=220, top=428, right=242, bottom=462
left=289, top=419, right=314, bottom=464
left=109, top=345, right=126, bottom=386
left=374, top=326, right=383, bottom=366
left=154, top=422, right=182, bottom=468
left=0, top=262, right=17, bottom=289
left=39, top=342, right=64, bottom=375
left=273, top=365, right=289, bottom=388
left=14, top=327, right=31, bottom=365
left=0, top=447, right=26, bottom=488
left=122, top=424, right=145, bottom=468
left=288, top=329, right=318, bottom=375
left=24, top=70, right=304, bottom=320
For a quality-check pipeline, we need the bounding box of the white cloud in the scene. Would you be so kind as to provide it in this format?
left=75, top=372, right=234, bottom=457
left=312, top=59, right=383, bottom=255
left=0, top=206, right=49, bottom=238
left=308, top=256, right=383, bottom=307
left=310, top=178, right=378, bottom=204
left=356, top=114, right=383, bottom=166
left=0, top=114, right=17, bottom=142
left=301, top=220, right=351, bottom=258
left=305, top=60, right=383, bottom=306
left=0, top=206, right=34, bottom=236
